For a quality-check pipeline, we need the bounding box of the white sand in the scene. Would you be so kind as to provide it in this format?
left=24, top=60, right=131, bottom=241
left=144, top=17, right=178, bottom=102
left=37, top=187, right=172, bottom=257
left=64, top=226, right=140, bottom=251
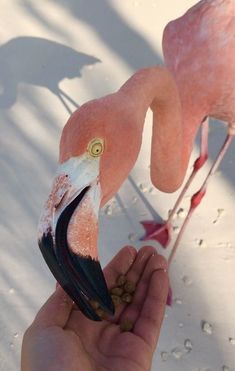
left=0, top=1, right=235, bottom=370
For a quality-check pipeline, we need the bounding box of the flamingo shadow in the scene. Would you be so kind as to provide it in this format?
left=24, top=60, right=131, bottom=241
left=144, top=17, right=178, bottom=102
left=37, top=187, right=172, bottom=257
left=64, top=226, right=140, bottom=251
left=0, top=36, right=100, bottom=113
left=22, top=0, right=162, bottom=70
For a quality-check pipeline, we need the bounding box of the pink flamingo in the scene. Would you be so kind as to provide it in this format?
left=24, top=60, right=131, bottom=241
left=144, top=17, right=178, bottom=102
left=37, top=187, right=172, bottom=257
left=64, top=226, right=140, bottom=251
left=142, top=0, right=235, bottom=262
left=38, top=0, right=235, bottom=320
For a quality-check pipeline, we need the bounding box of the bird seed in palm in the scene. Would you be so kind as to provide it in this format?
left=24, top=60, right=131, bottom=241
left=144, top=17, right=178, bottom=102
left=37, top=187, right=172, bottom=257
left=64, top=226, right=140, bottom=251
left=111, top=294, right=122, bottom=307
left=95, top=307, right=107, bottom=320
left=124, top=281, right=136, bottom=294
left=110, top=287, right=124, bottom=296
left=89, top=299, right=100, bottom=310
left=117, top=274, right=127, bottom=287
left=120, top=319, right=134, bottom=332
left=121, top=292, right=133, bottom=303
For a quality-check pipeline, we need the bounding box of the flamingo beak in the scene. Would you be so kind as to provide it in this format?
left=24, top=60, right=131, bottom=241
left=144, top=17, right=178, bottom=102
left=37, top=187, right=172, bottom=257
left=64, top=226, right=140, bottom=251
left=38, top=155, right=114, bottom=321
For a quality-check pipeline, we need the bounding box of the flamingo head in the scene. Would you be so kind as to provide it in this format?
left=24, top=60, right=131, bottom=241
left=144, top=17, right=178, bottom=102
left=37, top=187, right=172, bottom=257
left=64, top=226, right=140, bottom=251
left=38, top=94, right=143, bottom=320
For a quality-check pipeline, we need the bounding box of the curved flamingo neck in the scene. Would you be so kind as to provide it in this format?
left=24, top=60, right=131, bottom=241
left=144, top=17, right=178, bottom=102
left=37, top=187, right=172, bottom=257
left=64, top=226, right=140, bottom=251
left=119, top=66, right=180, bottom=114
left=118, top=66, right=190, bottom=192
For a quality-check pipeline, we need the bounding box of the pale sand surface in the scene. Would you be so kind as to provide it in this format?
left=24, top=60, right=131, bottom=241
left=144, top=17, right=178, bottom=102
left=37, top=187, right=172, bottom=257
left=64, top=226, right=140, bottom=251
left=0, top=1, right=235, bottom=370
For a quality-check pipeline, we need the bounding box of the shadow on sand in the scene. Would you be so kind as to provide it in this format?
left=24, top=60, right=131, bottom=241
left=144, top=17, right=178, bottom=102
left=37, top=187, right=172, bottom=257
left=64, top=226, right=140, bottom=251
left=0, top=36, right=100, bottom=112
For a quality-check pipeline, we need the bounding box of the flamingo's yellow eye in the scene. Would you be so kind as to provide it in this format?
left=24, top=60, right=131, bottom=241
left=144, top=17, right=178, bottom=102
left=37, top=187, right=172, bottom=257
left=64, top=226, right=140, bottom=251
left=87, top=138, right=104, bottom=157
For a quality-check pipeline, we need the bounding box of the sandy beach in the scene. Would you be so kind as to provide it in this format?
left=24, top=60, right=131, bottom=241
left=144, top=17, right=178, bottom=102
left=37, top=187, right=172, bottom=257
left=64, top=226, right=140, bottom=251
left=0, top=1, right=235, bottom=370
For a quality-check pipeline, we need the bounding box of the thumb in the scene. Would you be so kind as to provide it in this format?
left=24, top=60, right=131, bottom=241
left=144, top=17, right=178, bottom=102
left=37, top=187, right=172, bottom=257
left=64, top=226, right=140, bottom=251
left=32, top=284, right=73, bottom=329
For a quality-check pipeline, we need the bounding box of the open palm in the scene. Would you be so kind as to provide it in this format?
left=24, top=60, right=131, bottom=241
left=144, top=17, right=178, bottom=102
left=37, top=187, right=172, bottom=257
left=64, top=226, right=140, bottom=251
left=22, top=245, right=168, bottom=371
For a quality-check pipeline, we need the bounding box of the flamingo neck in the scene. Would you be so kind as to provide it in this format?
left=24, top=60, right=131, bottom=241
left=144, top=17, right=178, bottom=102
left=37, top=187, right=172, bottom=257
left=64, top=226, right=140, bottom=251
left=118, top=66, right=188, bottom=191
left=119, top=66, right=181, bottom=117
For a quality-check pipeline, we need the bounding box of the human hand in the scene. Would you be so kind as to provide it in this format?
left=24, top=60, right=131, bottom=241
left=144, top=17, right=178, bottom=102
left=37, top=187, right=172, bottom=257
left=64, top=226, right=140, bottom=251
left=21, top=245, right=168, bottom=371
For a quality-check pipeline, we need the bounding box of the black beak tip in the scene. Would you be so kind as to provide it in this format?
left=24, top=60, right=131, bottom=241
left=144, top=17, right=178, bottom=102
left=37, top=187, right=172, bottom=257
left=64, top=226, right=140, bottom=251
left=67, top=254, right=115, bottom=316
left=39, top=186, right=114, bottom=322
left=38, top=232, right=114, bottom=321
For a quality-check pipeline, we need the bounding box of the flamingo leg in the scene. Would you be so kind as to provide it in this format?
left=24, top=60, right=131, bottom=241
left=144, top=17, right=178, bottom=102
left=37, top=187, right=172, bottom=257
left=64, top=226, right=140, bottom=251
left=141, top=118, right=209, bottom=247
left=165, top=130, right=233, bottom=305
left=168, top=132, right=234, bottom=267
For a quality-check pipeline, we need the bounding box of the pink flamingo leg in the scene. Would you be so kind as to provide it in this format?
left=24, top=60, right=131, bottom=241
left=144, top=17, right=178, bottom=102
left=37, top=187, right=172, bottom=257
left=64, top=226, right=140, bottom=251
left=141, top=118, right=209, bottom=247
left=166, top=131, right=234, bottom=305
left=168, top=132, right=234, bottom=267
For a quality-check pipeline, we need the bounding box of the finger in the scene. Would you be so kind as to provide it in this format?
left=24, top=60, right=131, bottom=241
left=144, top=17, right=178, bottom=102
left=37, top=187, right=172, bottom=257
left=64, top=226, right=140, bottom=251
left=125, top=245, right=158, bottom=284
left=119, top=252, right=167, bottom=324
left=133, top=269, right=169, bottom=351
left=111, top=245, right=159, bottom=321
left=103, top=245, right=137, bottom=288
left=32, top=285, right=73, bottom=329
